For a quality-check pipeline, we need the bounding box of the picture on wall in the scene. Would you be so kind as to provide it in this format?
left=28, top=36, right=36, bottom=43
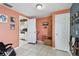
left=43, top=22, right=48, bottom=28
left=10, top=17, right=15, bottom=30
left=0, top=14, right=7, bottom=23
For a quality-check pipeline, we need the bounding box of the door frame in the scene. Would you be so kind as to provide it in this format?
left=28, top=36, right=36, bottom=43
left=19, top=15, right=29, bottom=47
left=52, top=8, right=70, bottom=49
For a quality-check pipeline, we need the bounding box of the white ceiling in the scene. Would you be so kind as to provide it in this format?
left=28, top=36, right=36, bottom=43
left=2, top=3, right=72, bottom=18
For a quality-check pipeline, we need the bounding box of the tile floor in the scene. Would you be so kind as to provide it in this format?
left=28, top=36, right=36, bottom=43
left=15, top=43, right=70, bottom=56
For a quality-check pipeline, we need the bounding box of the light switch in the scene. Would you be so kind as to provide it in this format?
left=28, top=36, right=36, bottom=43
left=76, top=30, right=78, bottom=35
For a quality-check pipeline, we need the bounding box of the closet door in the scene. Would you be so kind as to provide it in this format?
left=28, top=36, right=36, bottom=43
left=55, top=13, right=70, bottom=52
left=28, top=18, right=36, bottom=43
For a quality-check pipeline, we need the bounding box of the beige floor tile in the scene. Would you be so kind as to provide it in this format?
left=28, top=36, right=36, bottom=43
left=15, top=43, right=70, bottom=56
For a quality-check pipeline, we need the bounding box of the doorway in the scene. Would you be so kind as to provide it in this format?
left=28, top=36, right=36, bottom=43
left=19, top=16, right=28, bottom=47
left=36, top=16, right=52, bottom=46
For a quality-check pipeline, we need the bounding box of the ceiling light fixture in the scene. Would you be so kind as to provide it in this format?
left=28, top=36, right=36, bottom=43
left=36, top=4, right=43, bottom=10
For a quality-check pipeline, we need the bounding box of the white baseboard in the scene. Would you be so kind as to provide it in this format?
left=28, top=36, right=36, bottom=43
left=37, top=40, right=44, bottom=44
left=68, top=51, right=72, bottom=56
left=52, top=47, right=72, bottom=56
left=52, top=47, right=56, bottom=50
left=14, top=46, right=20, bottom=50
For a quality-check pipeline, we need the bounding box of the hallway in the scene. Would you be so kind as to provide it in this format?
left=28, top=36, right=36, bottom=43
left=15, top=43, right=70, bottom=56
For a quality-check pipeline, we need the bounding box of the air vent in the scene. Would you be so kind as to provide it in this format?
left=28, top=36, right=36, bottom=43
left=3, top=3, right=13, bottom=8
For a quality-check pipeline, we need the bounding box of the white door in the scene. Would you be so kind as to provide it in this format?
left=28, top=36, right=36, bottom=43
left=28, top=18, right=36, bottom=43
left=55, top=13, right=70, bottom=52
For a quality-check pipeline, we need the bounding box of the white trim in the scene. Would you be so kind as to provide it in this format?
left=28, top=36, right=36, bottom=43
left=14, top=46, right=20, bottom=50
left=37, top=40, right=44, bottom=44
left=52, top=47, right=72, bottom=56
left=67, top=51, right=72, bottom=56
left=52, top=47, right=56, bottom=50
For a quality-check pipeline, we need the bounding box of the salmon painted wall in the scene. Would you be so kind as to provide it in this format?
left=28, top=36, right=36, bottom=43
left=0, top=5, right=19, bottom=48
left=0, top=5, right=29, bottom=48
left=36, top=15, right=52, bottom=42
left=52, top=8, right=70, bottom=47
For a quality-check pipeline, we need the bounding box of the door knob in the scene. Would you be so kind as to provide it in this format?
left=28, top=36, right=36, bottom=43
left=56, top=33, right=58, bottom=35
